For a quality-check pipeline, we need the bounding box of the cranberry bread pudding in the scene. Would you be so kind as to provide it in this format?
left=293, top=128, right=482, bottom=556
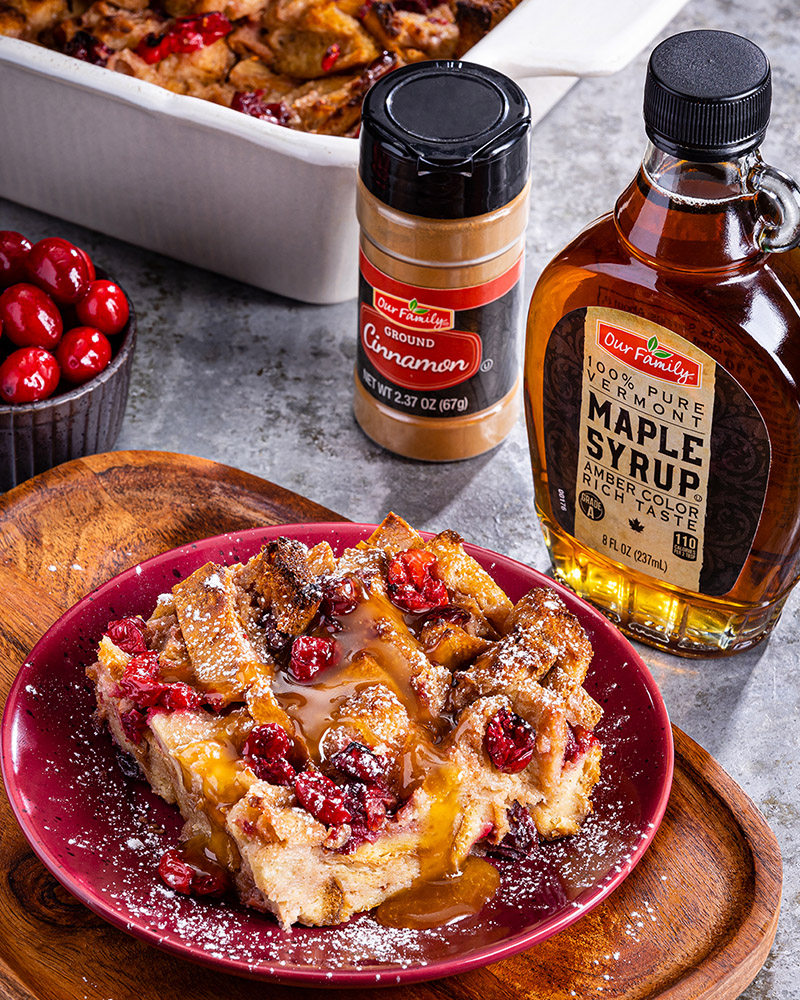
left=0, top=0, right=524, bottom=136
left=88, top=514, right=602, bottom=928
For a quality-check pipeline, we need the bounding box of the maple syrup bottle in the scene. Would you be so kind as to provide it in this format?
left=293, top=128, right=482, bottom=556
left=525, top=30, right=800, bottom=656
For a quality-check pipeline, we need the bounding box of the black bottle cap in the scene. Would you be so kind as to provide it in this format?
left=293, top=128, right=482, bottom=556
left=360, top=61, right=531, bottom=219
left=643, top=30, right=771, bottom=161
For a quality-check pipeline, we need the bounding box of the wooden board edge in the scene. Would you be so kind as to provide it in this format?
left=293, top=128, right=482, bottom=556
left=657, top=727, right=783, bottom=1000
left=0, top=449, right=346, bottom=524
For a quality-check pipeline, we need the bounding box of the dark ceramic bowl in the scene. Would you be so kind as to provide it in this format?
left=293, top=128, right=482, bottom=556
left=0, top=280, right=136, bottom=493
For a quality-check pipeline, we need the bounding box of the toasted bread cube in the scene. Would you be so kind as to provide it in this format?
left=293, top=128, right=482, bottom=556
left=424, top=529, right=513, bottom=631
left=420, top=619, right=489, bottom=670
left=364, top=511, right=423, bottom=555
left=533, top=740, right=602, bottom=838
left=239, top=538, right=322, bottom=634
left=172, top=562, right=265, bottom=700
left=265, top=0, right=378, bottom=79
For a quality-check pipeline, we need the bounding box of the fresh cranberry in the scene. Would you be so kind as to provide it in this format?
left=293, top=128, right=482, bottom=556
left=63, top=30, right=111, bottom=66
left=321, top=43, right=340, bottom=72
left=294, top=771, right=352, bottom=826
left=387, top=549, right=448, bottom=613
left=0, top=284, right=63, bottom=349
left=104, top=616, right=148, bottom=653
left=485, top=707, right=536, bottom=774
left=76, top=279, right=129, bottom=335
left=136, top=12, right=232, bottom=64
left=231, top=91, right=293, bottom=125
left=55, top=327, right=112, bottom=385
left=330, top=742, right=388, bottom=786
left=0, top=232, right=32, bottom=286
left=158, top=849, right=196, bottom=894
left=118, top=652, right=165, bottom=708
left=76, top=247, right=96, bottom=283
left=160, top=681, right=202, bottom=711
left=563, top=725, right=598, bottom=767
left=242, top=723, right=297, bottom=785
left=0, top=347, right=60, bottom=404
left=486, top=802, right=540, bottom=861
left=26, top=237, right=91, bottom=304
left=120, top=708, right=148, bottom=744
left=320, top=577, right=359, bottom=619
left=288, top=635, right=337, bottom=682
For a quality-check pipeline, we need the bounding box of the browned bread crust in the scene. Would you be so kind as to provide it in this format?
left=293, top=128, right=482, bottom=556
left=89, top=513, right=603, bottom=928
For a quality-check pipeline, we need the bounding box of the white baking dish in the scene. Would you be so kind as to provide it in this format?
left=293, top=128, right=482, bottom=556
left=0, top=0, right=688, bottom=303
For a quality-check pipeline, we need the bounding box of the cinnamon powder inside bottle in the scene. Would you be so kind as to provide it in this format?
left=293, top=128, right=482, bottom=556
left=355, top=61, right=532, bottom=461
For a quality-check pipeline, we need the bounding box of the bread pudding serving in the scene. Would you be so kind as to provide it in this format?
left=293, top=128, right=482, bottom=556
left=0, top=0, right=525, bottom=136
left=87, top=514, right=602, bottom=929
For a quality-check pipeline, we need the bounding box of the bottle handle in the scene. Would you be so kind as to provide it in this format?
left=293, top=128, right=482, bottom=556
left=752, top=163, right=800, bottom=252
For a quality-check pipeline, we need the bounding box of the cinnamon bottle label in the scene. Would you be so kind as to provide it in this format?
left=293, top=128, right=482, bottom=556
left=542, top=307, right=771, bottom=595
left=358, top=251, right=523, bottom=418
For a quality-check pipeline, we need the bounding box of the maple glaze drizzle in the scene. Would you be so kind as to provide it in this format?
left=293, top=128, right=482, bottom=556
left=375, top=857, right=501, bottom=929
left=166, top=566, right=500, bottom=927
left=268, top=575, right=497, bottom=926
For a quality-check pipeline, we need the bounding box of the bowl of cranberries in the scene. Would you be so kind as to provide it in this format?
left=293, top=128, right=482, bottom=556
left=0, top=231, right=137, bottom=493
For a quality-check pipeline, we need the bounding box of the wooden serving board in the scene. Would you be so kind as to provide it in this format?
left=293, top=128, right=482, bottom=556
left=0, top=451, right=782, bottom=1000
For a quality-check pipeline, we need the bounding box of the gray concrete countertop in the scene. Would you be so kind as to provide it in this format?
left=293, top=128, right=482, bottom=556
left=2, top=0, right=798, bottom=996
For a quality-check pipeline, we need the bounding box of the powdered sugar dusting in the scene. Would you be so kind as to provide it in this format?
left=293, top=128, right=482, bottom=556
left=7, top=529, right=670, bottom=984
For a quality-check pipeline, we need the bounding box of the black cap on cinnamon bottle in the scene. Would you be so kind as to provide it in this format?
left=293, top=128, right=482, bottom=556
left=360, top=61, right=531, bottom=219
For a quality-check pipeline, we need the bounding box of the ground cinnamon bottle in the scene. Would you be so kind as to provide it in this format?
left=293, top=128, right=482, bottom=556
left=525, top=30, right=800, bottom=656
left=355, top=61, right=531, bottom=461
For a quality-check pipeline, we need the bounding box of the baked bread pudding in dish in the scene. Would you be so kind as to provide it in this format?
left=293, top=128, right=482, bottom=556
left=0, top=0, right=524, bottom=136
left=87, top=513, right=602, bottom=929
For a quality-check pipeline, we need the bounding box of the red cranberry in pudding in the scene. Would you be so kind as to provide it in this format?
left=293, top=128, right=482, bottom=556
left=136, top=12, right=232, bottom=64
left=26, top=237, right=91, bottom=304
left=320, top=576, right=358, bottom=620
left=231, top=91, right=293, bottom=125
left=160, top=682, right=202, bottom=711
left=104, top=616, right=148, bottom=653
left=63, top=30, right=112, bottom=66
left=56, top=327, right=112, bottom=384
left=0, top=347, right=60, bottom=403
left=294, top=771, right=352, bottom=826
left=158, top=849, right=195, bottom=894
left=0, top=231, right=32, bottom=287
left=242, top=723, right=297, bottom=786
left=0, top=283, right=62, bottom=349
left=485, top=707, right=536, bottom=774
left=288, top=635, right=337, bottom=682
left=387, top=549, right=448, bottom=613
left=321, top=43, right=340, bottom=72
left=330, top=742, right=388, bottom=787
left=76, top=279, right=129, bottom=335
left=158, top=848, right=227, bottom=897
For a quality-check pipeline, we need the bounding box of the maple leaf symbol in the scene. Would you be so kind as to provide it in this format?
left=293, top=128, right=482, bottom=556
left=628, top=518, right=645, bottom=533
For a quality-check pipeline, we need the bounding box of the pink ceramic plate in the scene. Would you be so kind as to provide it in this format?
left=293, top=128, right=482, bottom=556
left=2, top=523, right=673, bottom=987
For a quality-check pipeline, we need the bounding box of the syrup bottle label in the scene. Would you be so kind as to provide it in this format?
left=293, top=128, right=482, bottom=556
left=542, top=307, right=771, bottom=595
left=357, top=251, right=523, bottom=418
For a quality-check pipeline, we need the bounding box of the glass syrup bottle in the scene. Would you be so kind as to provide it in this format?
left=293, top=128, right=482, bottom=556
left=525, top=30, right=800, bottom=656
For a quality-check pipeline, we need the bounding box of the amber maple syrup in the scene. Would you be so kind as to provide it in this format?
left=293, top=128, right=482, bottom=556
left=525, top=31, right=800, bottom=656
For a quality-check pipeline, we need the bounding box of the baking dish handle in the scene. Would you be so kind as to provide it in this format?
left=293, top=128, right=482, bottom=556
left=470, top=0, right=690, bottom=79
